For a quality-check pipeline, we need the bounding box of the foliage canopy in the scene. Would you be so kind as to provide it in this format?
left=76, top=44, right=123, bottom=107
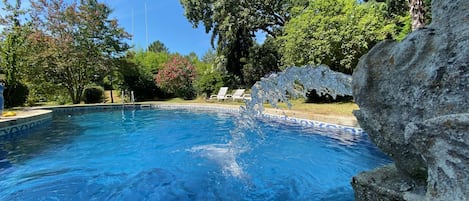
left=279, top=0, right=397, bottom=74
left=27, top=0, right=130, bottom=103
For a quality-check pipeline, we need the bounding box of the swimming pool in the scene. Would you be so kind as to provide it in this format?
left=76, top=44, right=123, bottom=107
left=0, top=108, right=391, bottom=200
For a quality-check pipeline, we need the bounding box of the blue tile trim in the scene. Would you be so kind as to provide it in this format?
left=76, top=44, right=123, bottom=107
left=50, top=104, right=138, bottom=113
left=0, top=116, right=51, bottom=136
left=257, top=113, right=364, bottom=135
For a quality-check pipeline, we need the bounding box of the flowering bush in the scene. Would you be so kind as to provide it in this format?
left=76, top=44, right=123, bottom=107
left=155, top=55, right=197, bottom=99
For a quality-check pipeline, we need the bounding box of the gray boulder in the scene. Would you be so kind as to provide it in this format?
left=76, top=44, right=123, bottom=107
left=351, top=0, right=468, bottom=200
left=405, top=114, right=468, bottom=200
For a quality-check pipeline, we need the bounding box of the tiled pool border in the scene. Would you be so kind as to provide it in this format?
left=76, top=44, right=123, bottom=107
left=0, top=103, right=363, bottom=136
left=0, top=110, right=52, bottom=137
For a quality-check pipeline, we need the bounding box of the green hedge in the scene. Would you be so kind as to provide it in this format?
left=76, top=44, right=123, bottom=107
left=83, top=86, right=104, bottom=104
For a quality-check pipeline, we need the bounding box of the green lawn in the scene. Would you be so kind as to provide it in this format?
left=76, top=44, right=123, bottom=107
left=155, top=97, right=358, bottom=117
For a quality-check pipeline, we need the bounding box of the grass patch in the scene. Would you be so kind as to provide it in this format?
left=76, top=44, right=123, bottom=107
left=276, top=99, right=358, bottom=116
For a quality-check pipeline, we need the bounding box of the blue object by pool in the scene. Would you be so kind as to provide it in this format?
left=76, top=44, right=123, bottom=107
left=0, top=109, right=391, bottom=200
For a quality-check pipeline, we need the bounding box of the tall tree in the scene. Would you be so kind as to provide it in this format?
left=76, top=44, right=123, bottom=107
left=179, top=0, right=304, bottom=83
left=201, top=49, right=216, bottom=64
left=29, top=0, right=130, bottom=104
left=218, top=27, right=253, bottom=83
left=147, top=40, right=169, bottom=53
left=180, top=0, right=290, bottom=45
left=0, top=0, right=28, bottom=85
left=0, top=0, right=31, bottom=107
left=242, top=37, right=281, bottom=86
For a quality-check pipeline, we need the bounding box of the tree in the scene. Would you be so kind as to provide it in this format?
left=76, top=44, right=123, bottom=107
left=279, top=0, right=397, bottom=74
left=364, top=0, right=431, bottom=32
left=201, top=49, right=216, bottom=64
left=180, top=0, right=290, bottom=44
left=179, top=0, right=303, bottom=84
left=147, top=40, right=169, bottom=53
left=117, top=54, right=165, bottom=101
left=242, top=37, right=281, bottom=86
left=194, top=70, right=224, bottom=97
left=29, top=0, right=130, bottom=104
left=131, top=49, right=170, bottom=73
left=409, top=0, right=426, bottom=31
left=218, top=27, right=253, bottom=83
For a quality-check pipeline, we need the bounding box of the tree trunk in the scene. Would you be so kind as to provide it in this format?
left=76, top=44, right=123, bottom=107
left=68, top=86, right=83, bottom=104
left=409, top=0, right=426, bottom=31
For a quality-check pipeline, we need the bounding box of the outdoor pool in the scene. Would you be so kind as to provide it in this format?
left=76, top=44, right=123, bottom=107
left=0, top=108, right=391, bottom=200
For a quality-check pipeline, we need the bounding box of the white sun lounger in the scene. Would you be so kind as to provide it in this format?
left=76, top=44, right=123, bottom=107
left=209, top=87, right=229, bottom=101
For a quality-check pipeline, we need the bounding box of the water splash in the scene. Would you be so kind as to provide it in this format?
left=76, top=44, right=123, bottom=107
left=191, top=65, right=353, bottom=179
left=244, top=65, right=353, bottom=115
left=189, top=144, right=245, bottom=178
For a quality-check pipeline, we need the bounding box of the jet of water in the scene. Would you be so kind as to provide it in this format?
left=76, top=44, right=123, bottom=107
left=244, top=65, right=353, bottom=115
left=191, top=65, right=353, bottom=179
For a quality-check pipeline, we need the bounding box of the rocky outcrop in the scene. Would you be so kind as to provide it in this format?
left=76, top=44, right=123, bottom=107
left=405, top=114, right=469, bottom=200
left=351, top=0, right=468, bottom=200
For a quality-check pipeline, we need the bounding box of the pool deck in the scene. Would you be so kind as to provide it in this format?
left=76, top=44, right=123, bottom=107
left=0, top=103, right=359, bottom=133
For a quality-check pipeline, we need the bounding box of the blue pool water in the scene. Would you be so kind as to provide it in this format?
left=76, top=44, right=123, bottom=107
left=0, top=108, right=391, bottom=200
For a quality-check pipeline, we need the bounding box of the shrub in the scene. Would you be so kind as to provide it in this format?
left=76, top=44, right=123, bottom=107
left=155, top=55, right=197, bottom=100
left=118, top=59, right=169, bottom=101
left=83, top=86, right=104, bottom=104
left=195, top=71, right=225, bottom=97
left=4, top=82, right=29, bottom=108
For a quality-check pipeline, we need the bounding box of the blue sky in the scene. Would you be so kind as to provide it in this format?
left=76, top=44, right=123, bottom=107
left=101, top=0, right=213, bottom=57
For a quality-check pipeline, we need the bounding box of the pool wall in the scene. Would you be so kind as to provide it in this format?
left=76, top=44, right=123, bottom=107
left=0, top=104, right=364, bottom=136
left=0, top=110, right=52, bottom=136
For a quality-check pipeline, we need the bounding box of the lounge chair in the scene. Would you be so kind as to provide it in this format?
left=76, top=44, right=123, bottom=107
left=229, top=89, right=245, bottom=101
left=209, top=87, right=229, bottom=101
left=229, top=89, right=252, bottom=101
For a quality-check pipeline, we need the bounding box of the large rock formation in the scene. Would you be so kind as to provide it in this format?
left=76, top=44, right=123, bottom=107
left=351, top=0, right=468, bottom=200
